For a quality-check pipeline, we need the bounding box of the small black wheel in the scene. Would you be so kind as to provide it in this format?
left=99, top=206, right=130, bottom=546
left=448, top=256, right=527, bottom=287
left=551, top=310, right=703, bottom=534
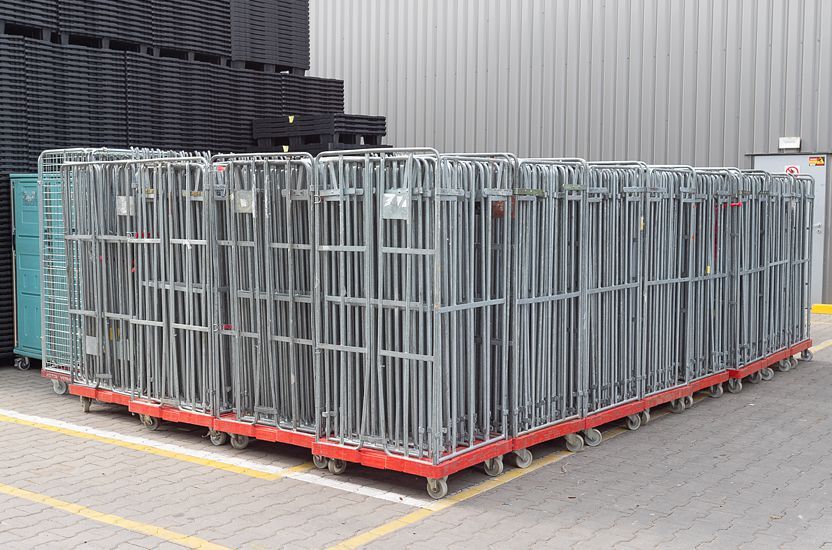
left=511, top=449, right=533, bottom=469
left=683, top=395, right=694, bottom=409
left=708, top=384, right=723, bottom=398
left=229, top=434, right=250, bottom=450
left=14, top=357, right=31, bottom=371
left=748, top=371, right=762, bottom=384
left=584, top=428, right=602, bottom=447
left=81, top=396, right=92, bottom=413
left=727, top=378, right=743, bottom=394
left=564, top=433, right=584, bottom=452
left=327, top=458, right=347, bottom=475
left=670, top=399, right=685, bottom=414
left=640, top=408, right=651, bottom=425
left=626, top=414, right=641, bottom=431
left=483, top=456, right=504, bottom=477
left=800, top=349, right=814, bottom=362
left=209, top=430, right=228, bottom=446
left=427, top=477, right=448, bottom=500
left=140, top=414, right=160, bottom=431
left=760, top=367, right=774, bottom=381
left=52, top=380, right=69, bottom=395
left=312, top=455, right=329, bottom=469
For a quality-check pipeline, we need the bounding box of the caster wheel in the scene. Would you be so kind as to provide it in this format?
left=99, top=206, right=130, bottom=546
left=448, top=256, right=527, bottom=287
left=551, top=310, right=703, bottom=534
left=327, top=459, right=347, bottom=475
left=80, top=396, right=92, bottom=413
left=483, top=456, right=504, bottom=477
left=229, top=434, right=250, bottom=450
left=789, top=357, right=798, bottom=369
left=777, top=359, right=791, bottom=373
left=748, top=371, right=762, bottom=384
left=760, top=367, right=774, bottom=381
left=52, top=380, right=68, bottom=395
left=140, top=414, right=160, bottom=431
left=208, top=430, right=228, bottom=446
left=670, top=399, right=685, bottom=414
left=626, top=414, right=641, bottom=431
left=800, top=349, right=814, bottom=362
left=640, top=408, right=651, bottom=425
left=511, top=449, right=533, bottom=469
left=683, top=395, right=694, bottom=409
left=584, top=428, right=602, bottom=447
left=426, top=477, right=449, bottom=500
left=708, top=384, right=723, bottom=398
left=312, top=455, right=329, bottom=469
left=14, top=357, right=31, bottom=370
left=564, top=433, right=584, bottom=452
left=727, top=378, right=743, bottom=394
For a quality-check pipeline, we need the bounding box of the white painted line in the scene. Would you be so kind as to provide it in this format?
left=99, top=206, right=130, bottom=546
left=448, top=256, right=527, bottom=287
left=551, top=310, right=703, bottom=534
left=0, top=407, right=432, bottom=509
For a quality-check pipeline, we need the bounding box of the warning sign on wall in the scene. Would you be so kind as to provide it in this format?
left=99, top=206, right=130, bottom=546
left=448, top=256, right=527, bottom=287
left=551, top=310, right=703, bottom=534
left=785, top=165, right=800, bottom=175
left=809, top=156, right=826, bottom=167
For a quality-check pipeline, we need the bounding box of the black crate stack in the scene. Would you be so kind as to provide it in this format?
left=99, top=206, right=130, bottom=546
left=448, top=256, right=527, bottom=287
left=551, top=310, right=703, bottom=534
left=0, top=0, right=387, bottom=362
left=253, top=114, right=387, bottom=155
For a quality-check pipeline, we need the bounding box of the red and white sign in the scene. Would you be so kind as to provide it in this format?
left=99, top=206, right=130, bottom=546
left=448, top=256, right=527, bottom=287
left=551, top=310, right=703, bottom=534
left=785, top=165, right=800, bottom=175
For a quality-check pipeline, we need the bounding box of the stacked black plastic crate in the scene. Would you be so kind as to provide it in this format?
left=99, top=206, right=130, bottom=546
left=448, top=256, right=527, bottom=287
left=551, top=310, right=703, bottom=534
left=252, top=114, right=387, bottom=154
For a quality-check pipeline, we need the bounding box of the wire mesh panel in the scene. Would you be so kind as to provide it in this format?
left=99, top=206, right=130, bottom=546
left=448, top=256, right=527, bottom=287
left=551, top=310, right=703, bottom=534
left=584, top=163, right=645, bottom=414
left=511, top=159, right=585, bottom=435
left=213, top=154, right=316, bottom=431
left=790, top=175, right=814, bottom=344
left=313, top=149, right=512, bottom=463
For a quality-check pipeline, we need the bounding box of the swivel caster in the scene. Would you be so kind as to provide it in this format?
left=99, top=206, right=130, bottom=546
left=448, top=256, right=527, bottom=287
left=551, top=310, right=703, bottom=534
left=327, top=459, right=347, bottom=475
left=208, top=430, right=228, bottom=446
left=229, top=434, right=250, bottom=450
left=789, top=357, right=798, bottom=369
left=312, top=455, right=329, bottom=469
left=140, top=414, right=160, bottom=431
left=483, top=455, right=504, bottom=477
left=80, top=396, right=92, bottom=413
left=583, top=428, right=602, bottom=447
left=564, top=433, right=584, bottom=452
left=670, top=399, right=686, bottom=414
left=727, top=378, right=743, bottom=394
left=800, top=349, right=814, bottom=362
left=640, top=408, right=651, bottom=425
left=760, top=367, right=775, bottom=381
left=426, top=477, right=449, bottom=500
left=52, top=380, right=68, bottom=395
left=511, top=448, right=533, bottom=469
left=708, top=384, right=724, bottom=398
left=626, top=414, right=641, bottom=431
left=777, top=359, right=791, bottom=373
left=683, top=395, right=694, bottom=409
left=747, top=371, right=762, bottom=385
left=14, top=357, right=31, bottom=371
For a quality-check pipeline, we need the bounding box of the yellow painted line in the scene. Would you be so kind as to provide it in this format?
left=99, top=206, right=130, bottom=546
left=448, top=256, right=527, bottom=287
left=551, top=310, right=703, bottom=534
left=0, top=482, right=228, bottom=550
left=329, top=427, right=630, bottom=550
left=811, top=304, right=832, bottom=314
left=0, top=413, right=313, bottom=480
left=810, top=338, right=832, bottom=354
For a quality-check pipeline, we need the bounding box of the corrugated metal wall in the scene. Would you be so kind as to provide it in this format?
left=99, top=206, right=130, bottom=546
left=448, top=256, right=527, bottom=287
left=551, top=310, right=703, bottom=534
left=310, top=0, right=832, bottom=166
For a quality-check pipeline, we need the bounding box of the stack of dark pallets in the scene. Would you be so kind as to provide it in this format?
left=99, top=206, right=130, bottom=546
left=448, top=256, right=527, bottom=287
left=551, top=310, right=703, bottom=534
left=252, top=114, right=387, bottom=155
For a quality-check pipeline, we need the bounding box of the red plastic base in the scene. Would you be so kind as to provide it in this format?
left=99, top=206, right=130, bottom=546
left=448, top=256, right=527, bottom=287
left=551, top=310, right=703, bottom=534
left=41, top=369, right=71, bottom=383
left=66, top=338, right=813, bottom=481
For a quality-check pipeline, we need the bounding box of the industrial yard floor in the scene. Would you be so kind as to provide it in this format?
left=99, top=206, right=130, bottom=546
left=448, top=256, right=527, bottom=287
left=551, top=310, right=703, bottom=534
left=1, top=318, right=832, bottom=549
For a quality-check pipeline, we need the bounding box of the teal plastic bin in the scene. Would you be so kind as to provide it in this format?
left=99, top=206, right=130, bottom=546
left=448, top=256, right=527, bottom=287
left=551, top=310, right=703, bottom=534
left=11, top=174, right=42, bottom=366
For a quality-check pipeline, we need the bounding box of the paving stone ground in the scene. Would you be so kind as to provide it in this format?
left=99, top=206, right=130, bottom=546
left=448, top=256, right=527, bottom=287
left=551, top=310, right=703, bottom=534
left=1, top=319, right=831, bottom=549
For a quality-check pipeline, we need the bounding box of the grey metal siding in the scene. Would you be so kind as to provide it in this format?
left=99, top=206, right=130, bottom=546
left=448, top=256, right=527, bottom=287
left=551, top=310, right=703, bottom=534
left=310, top=0, right=832, bottom=166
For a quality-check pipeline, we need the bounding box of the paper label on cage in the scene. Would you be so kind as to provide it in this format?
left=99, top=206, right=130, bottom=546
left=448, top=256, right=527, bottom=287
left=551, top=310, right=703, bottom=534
left=234, top=190, right=255, bottom=214
left=85, top=335, right=99, bottom=356
left=382, top=188, right=411, bottom=220
left=116, top=196, right=135, bottom=216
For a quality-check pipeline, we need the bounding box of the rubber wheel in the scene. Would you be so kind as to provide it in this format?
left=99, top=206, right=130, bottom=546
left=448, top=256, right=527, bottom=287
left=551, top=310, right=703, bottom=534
left=777, top=359, right=791, bottom=373
left=683, top=395, right=694, bottom=409
left=626, top=414, right=641, bottom=431
left=748, top=371, right=762, bottom=384
left=760, top=367, right=774, bottom=381
left=312, top=455, right=329, bottom=469
left=81, top=396, right=92, bottom=413
left=230, top=434, right=250, bottom=450
left=640, top=409, right=651, bottom=425
left=14, top=357, right=31, bottom=371
left=670, top=399, right=685, bottom=414
left=511, top=449, right=533, bottom=469
left=427, top=477, right=448, bottom=500
left=727, top=378, right=743, bottom=394
left=708, top=384, right=723, bottom=398
left=564, top=433, right=584, bottom=452
left=52, top=380, right=68, bottom=395
left=483, top=456, right=504, bottom=477
left=209, top=430, right=228, bottom=446
left=584, top=428, right=602, bottom=447
left=789, top=357, right=798, bottom=369
left=800, top=349, right=814, bottom=362
left=140, top=415, right=160, bottom=431
left=327, top=459, right=347, bottom=475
